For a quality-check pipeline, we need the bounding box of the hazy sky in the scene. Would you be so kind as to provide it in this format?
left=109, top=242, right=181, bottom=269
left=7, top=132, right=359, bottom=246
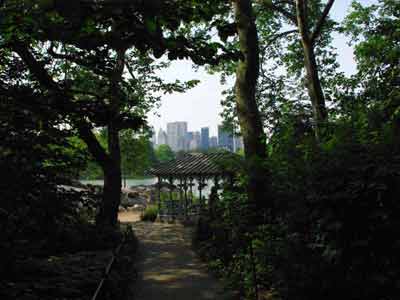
left=148, top=0, right=377, bottom=137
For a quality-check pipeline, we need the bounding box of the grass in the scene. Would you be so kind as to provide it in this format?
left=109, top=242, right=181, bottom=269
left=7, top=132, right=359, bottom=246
left=140, top=205, right=158, bottom=222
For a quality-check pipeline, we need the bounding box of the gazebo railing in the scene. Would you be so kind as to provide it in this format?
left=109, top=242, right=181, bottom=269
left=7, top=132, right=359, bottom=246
left=158, top=199, right=201, bottom=219
left=159, top=200, right=184, bottom=218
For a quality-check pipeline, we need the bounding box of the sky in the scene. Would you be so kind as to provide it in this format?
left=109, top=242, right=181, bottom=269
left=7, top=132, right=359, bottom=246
left=148, top=0, right=377, bottom=137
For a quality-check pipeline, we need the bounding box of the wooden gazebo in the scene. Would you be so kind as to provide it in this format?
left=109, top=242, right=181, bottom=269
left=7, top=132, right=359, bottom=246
left=148, top=152, right=238, bottom=220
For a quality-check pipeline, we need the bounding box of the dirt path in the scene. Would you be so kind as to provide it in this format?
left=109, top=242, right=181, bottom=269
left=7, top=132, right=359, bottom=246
left=118, top=210, right=142, bottom=223
left=132, top=221, right=231, bottom=300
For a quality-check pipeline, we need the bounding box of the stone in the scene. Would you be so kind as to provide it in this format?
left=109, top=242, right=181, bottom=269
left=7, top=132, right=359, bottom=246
left=128, top=191, right=139, bottom=198
left=133, top=204, right=145, bottom=210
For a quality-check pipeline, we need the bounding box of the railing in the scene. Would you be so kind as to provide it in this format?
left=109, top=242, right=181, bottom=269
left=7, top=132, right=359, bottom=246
left=90, top=233, right=127, bottom=300
left=158, top=200, right=201, bottom=219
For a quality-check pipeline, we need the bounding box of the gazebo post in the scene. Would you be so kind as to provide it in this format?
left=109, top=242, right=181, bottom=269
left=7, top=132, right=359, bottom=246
left=183, top=178, right=188, bottom=219
left=168, top=176, right=173, bottom=201
left=209, top=175, right=219, bottom=217
left=157, top=176, right=161, bottom=215
left=179, top=177, right=184, bottom=218
left=198, top=176, right=203, bottom=208
left=189, top=177, right=194, bottom=205
left=198, top=177, right=208, bottom=213
left=168, top=176, right=174, bottom=220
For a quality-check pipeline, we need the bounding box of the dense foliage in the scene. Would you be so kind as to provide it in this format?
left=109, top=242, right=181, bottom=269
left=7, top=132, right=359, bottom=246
left=0, top=90, right=113, bottom=274
left=80, top=128, right=157, bottom=180
left=154, top=144, right=176, bottom=163
left=194, top=1, right=400, bottom=300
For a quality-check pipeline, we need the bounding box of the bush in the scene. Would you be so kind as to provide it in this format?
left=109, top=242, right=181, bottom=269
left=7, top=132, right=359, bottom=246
left=140, top=205, right=158, bottom=222
left=194, top=115, right=400, bottom=300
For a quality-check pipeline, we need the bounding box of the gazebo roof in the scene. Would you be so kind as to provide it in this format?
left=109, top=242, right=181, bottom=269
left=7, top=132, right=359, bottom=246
left=149, top=152, right=239, bottom=177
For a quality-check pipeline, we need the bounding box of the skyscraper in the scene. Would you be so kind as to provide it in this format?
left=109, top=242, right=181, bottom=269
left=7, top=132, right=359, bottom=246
left=186, top=131, right=194, bottom=150
left=192, top=131, right=201, bottom=150
left=233, top=135, right=244, bottom=152
left=157, top=128, right=168, bottom=146
left=218, top=125, right=234, bottom=152
left=200, top=127, right=209, bottom=150
left=167, top=121, right=188, bottom=152
left=150, top=126, right=157, bottom=147
left=209, top=136, right=218, bottom=148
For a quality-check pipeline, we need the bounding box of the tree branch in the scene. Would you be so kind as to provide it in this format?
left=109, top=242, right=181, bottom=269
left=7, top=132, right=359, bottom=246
left=108, top=48, right=126, bottom=122
left=12, top=42, right=112, bottom=169
left=48, top=44, right=111, bottom=77
left=261, top=0, right=297, bottom=24
left=310, top=0, right=335, bottom=43
left=264, top=29, right=298, bottom=48
left=13, top=43, right=61, bottom=92
left=116, top=114, right=145, bottom=131
left=295, top=0, right=310, bottom=41
left=74, top=120, right=113, bottom=170
left=125, top=62, right=137, bottom=82
left=260, top=29, right=298, bottom=72
left=70, top=88, right=103, bottom=99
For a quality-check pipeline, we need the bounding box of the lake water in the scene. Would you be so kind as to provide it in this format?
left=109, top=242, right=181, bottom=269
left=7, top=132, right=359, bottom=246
left=81, top=178, right=158, bottom=187
left=80, top=177, right=213, bottom=196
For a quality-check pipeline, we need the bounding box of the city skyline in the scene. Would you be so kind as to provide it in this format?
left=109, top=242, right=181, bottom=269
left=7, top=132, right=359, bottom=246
left=153, top=121, right=243, bottom=153
left=147, top=0, right=378, bottom=137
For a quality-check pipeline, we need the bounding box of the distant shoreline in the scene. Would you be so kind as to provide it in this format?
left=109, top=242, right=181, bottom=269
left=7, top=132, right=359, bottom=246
left=79, top=175, right=155, bottom=181
left=80, top=177, right=158, bottom=187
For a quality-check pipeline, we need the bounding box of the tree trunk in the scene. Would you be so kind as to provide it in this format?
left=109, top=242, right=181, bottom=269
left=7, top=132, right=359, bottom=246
left=98, top=125, right=122, bottom=227
left=233, top=0, right=268, bottom=216
left=295, top=0, right=328, bottom=141
left=96, top=49, right=126, bottom=227
left=76, top=120, right=121, bottom=227
left=301, top=39, right=328, bottom=140
left=100, top=164, right=121, bottom=226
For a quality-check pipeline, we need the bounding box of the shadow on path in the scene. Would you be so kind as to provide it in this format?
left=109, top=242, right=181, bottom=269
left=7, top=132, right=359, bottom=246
left=132, top=222, right=230, bottom=300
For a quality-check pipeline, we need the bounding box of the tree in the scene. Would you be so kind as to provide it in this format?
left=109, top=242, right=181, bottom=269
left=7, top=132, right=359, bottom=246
left=342, top=0, right=400, bottom=102
left=0, top=0, right=203, bottom=226
left=0, top=83, right=92, bottom=265
left=155, top=144, right=175, bottom=163
left=233, top=0, right=269, bottom=217
left=341, top=0, right=400, bottom=146
left=260, top=0, right=337, bottom=140
left=120, top=129, right=156, bottom=186
left=218, top=1, right=340, bottom=142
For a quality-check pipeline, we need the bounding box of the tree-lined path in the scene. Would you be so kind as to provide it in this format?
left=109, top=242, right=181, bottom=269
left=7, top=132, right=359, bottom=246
left=133, top=221, right=230, bottom=300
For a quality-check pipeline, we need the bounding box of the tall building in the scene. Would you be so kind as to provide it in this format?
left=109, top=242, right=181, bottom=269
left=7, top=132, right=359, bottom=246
left=189, top=131, right=201, bottom=150
left=186, top=131, right=194, bottom=150
left=233, top=135, right=244, bottom=152
left=218, top=125, right=234, bottom=152
left=167, top=121, right=188, bottom=152
left=209, top=136, right=218, bottom=148
left=200, top=127, right=210, bottom=150
left=150, top=126, right=157, bottom=147
left=157, top=128, right=168, bottom=146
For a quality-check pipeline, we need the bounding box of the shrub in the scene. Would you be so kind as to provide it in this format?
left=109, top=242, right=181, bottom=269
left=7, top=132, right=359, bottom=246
left=194, top=116, right=400, bottom=300
left=140, top=205, right=158, bottom=222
